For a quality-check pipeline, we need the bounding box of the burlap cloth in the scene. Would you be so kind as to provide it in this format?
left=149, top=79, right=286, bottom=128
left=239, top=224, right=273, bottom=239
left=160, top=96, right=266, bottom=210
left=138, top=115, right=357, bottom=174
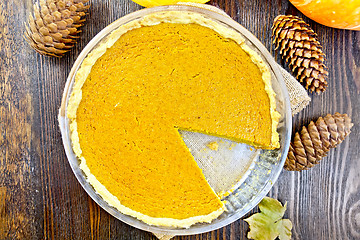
left=143, top=2, right=311, bottom=239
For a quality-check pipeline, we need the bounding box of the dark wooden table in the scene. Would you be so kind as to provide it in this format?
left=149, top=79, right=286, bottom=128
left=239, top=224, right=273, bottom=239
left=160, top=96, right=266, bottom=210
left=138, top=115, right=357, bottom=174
left=1, top=0, right=360, bottom=239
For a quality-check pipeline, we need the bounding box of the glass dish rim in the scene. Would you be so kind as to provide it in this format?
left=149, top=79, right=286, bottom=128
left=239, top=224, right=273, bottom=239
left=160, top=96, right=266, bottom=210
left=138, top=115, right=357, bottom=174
left=58, top=5, right=292, bottom=236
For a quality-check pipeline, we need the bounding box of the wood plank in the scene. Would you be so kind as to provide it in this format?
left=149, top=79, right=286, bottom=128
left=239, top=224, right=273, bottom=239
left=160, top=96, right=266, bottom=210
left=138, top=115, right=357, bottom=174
left=0, top=1, right=37, bottom=239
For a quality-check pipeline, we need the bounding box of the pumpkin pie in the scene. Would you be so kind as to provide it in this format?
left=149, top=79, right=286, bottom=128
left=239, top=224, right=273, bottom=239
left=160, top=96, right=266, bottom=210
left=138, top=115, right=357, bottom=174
left=67, top=11, right=280, bottom=228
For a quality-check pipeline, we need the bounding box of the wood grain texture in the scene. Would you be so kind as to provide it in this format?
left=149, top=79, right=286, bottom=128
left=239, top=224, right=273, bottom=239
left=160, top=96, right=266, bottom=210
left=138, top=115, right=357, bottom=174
left=0, top=0, right=359, bottom=239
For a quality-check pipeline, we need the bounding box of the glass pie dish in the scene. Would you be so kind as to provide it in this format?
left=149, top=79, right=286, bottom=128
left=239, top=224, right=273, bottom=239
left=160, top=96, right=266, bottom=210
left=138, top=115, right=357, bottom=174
left=58, top=5, right=292, bottom=236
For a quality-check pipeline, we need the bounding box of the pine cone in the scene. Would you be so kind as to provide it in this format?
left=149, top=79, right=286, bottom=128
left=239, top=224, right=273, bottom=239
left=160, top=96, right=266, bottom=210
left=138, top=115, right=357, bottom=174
left=285, top=113, right=353, bottom=171
left=25, top=0, right=90, bottom=57
left=272, top=15, right=328, bottom=94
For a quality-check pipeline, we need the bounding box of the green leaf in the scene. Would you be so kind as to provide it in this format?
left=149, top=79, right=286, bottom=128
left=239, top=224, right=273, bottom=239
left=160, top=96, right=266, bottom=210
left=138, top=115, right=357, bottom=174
left=258, top=197, right=287, bottom=221
left=244, top=197, right=292, bottom=240
left=276, top=219, right=292, bottom=240
left=244, top=212, right=279, bottom=240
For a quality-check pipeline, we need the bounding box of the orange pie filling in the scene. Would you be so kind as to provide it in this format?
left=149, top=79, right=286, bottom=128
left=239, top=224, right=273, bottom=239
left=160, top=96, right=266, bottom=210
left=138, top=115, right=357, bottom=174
left=67, top=11, right=280, bottom=228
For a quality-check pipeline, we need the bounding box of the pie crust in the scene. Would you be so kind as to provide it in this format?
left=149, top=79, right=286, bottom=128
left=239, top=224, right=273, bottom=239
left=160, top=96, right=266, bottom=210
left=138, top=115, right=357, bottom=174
left=67, top=11, right=280, bottom=228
